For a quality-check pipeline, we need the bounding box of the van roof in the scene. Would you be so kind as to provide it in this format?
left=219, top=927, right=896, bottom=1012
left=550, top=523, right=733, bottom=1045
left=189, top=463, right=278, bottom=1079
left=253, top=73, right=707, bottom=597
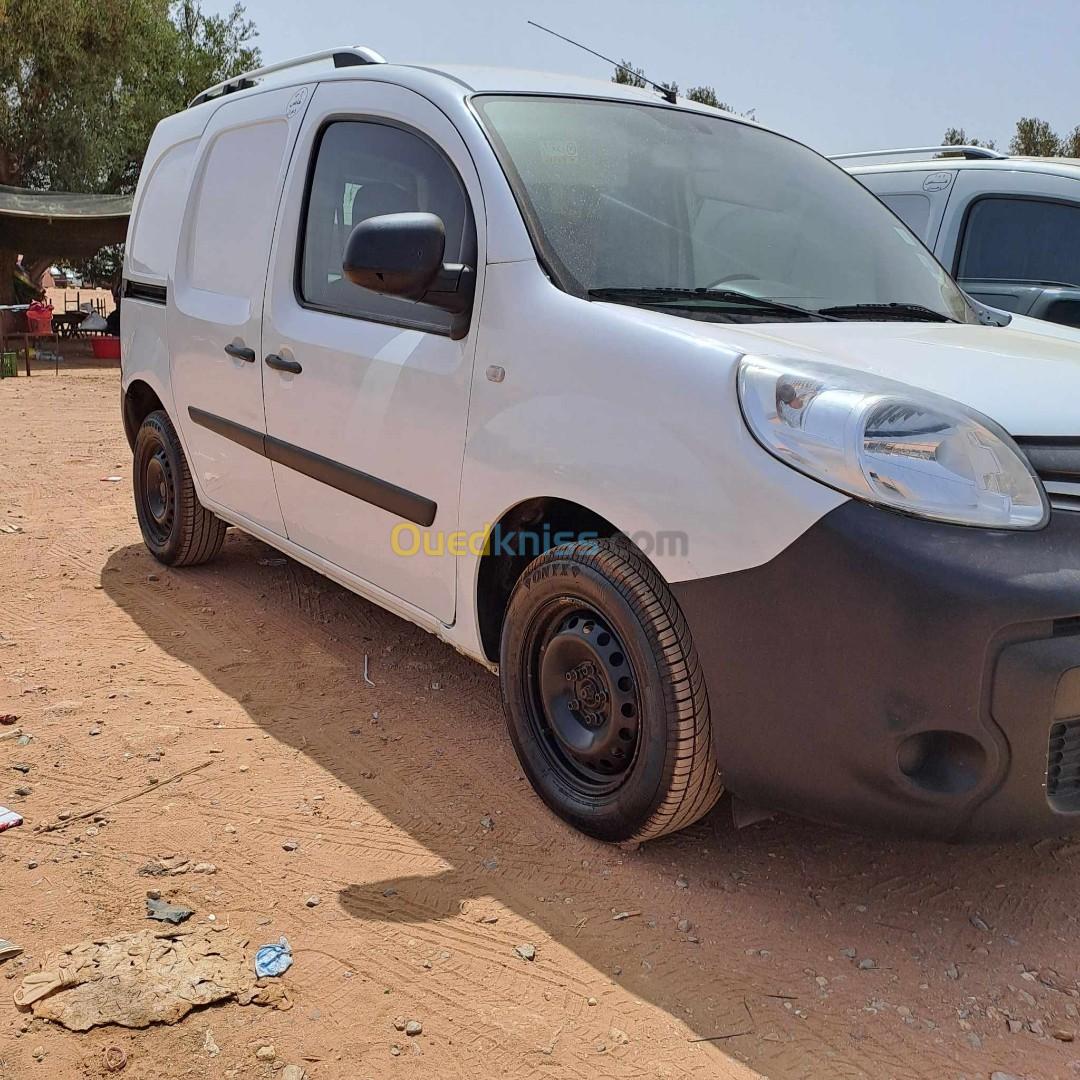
left=187, top=45, right=748, bottom=122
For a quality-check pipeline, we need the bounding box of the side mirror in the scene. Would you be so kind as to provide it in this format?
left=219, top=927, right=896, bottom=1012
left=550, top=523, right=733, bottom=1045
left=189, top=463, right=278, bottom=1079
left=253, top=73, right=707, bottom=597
left=342, top=212, right=474, bottom=317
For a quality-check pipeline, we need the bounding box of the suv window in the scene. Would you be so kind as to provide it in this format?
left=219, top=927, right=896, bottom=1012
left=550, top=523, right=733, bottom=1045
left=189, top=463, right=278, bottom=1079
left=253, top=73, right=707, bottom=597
left=878, top=193, right=932, bottom=243
left=957, top=196, right=1080, bottom=286
left=300, top=121, right=474, bottom=333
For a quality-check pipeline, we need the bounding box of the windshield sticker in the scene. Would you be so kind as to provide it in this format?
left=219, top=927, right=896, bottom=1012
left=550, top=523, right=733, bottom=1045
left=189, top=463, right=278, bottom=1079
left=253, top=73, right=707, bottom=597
left=540, top=139, right=579, bottom=164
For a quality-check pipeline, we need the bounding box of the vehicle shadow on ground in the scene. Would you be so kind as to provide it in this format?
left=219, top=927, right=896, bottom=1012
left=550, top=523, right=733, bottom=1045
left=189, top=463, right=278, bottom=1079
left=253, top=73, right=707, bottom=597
left=102, top=533, right=1079, bottom=1078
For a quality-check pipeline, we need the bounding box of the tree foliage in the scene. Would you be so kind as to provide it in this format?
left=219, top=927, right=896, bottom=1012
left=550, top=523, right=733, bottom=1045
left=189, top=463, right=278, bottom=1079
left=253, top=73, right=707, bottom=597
left=941, top=127, right=996, bottom=150
left=942, top=117, right=1080, bottom=159
left=1011, top=116, right=1063, bottom=157
left=0, top=0, right=258, bottom=298
left=612, top=59, right=734, bottom=113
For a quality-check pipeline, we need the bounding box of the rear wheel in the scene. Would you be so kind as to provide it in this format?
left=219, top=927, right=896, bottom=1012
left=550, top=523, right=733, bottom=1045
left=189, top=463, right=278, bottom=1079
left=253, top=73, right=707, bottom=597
left=133, top=410, right=226, bottom=566
left=499, top=538, right=722, bottom=842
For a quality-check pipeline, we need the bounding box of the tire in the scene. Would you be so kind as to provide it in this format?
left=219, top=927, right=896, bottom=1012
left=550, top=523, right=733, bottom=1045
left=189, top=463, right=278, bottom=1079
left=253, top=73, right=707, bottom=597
left=499, top=537, right=722, bottom=842
left=133, top=410, right=227, bottom=567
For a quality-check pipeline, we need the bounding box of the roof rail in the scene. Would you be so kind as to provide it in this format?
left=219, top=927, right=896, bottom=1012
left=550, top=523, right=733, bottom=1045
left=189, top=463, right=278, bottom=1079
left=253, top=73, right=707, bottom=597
left=830, top=145, right=1008, bottom=163
left=188, top=46, right=386, bottom=108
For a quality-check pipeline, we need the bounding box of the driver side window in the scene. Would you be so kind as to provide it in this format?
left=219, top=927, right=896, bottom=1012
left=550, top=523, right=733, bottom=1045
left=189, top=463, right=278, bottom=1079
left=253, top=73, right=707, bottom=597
left=300, top=120, right=475, bottom=333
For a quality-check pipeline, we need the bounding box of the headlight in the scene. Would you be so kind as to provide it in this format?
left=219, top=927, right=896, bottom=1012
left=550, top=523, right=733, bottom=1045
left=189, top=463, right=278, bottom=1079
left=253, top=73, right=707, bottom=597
left=737, top=355, right=1048, bottom=530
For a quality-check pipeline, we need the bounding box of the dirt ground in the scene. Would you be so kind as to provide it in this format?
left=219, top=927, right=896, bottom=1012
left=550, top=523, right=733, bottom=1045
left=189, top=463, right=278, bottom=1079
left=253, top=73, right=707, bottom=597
left=2, top=366, right=1080, bottom=1080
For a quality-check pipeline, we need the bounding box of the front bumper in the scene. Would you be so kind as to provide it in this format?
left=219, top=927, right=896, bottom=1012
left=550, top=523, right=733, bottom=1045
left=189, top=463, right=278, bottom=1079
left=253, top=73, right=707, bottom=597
left=672, top=501, right=1080, bottom=839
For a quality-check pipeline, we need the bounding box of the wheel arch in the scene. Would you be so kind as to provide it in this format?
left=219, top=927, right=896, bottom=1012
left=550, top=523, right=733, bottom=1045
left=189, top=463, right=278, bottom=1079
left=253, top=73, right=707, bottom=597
left=123, top=379, right=166, bottom=450
left=475, top=495, right=622, bottom=663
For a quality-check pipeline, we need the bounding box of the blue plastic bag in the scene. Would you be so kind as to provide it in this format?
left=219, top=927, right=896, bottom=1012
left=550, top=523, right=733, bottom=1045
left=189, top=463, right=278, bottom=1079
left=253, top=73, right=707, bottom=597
left=254, top=936, right=293, bottom=978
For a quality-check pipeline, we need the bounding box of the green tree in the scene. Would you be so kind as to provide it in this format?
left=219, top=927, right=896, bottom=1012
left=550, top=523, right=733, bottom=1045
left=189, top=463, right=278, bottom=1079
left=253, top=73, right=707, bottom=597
left=1060, top=125, right=1080, bottom=159
left=612, top=60, right=734, bottom=112
left=612, top=58, right=646, bottom=89
left=941, top=127, right=996, bottom=150
left=1010, top=117, right=1062, bottom=157
left=0, top=0, right=259, bottom=300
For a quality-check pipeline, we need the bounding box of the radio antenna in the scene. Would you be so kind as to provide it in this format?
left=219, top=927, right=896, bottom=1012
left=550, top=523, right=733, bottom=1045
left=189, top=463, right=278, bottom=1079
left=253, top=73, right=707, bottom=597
left=526, top=20, right=677, bottom=104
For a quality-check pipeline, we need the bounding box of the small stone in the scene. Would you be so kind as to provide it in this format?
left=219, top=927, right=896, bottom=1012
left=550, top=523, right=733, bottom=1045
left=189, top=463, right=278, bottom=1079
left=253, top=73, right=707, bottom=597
left=305, top=894, right=321, bottom=908
left=282, top=840, right=298, bottom=851
left=14, top=786, right=31, bottom=797
left=1029, top=1018, right=1046, bottom=1037
left=857, top=958, right=876, bottom=970
left=992, top=1074, right=1022, bottom=1080
left=677, top=919, right=691, bottom=932
left=203, top=1030, right=221, bottom=1057
left=89, top=726, right=101, bottom=736
left=224, top=824, right=236, bottom=834
left=480, top=815, right=494, bottom=831
left=1018, top=989, right=1037, bottom=1008
left=587, top=997, right=598, bottom=1007
left=815, top=976, right=829, bottom=990
left=970, top=913, right=992, bottom=932
left=840, top=947, right=857, bottom=958
left=191, top=862, right=217, bottom=874
left=896, top=1006, right=912, bottom=1020
left=514, top=943, right=536, bottom=962
left=609, top=1027, right=630, bottom=1045
left=27, top=860, right=37, bottom=869
left=1053, top=1028, right=1075, bottom=1042
left=255, top=1044, right=276, bottom=1061
left=945, top=963, right=960, bottom=980
left=675, top=875, right=689, bottom=889
left=1007, top=1018, right=1023, bottom=1034
left=405, top=1020, right=422, bottom=1036
left=393, top=1017, right=406, bottom=1031
left=282, top=1067, right=306, bottom=1080
left=31, top=1046, right=45, bottom=1061
left=965, top=1033, right=982, bottom=1050
left=390, top=1044, right=402, bottom=1056
left=238, top=765, right=249, bottom=773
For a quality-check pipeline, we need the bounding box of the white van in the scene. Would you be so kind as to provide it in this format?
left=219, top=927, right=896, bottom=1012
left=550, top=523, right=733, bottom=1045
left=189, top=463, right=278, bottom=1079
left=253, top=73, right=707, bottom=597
left=122, top=47, right=1080, bottom=843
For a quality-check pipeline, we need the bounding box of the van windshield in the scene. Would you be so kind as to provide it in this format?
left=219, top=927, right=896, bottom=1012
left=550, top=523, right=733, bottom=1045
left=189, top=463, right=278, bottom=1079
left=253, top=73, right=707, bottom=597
left=474, top=95, right=976, bottom=324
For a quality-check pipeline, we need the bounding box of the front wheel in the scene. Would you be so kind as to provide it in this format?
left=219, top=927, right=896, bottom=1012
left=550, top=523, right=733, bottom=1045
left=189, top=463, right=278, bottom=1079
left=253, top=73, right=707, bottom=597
left=133, top=410, right=227, bottom=566
left=499, top=538, right=722, bottom=842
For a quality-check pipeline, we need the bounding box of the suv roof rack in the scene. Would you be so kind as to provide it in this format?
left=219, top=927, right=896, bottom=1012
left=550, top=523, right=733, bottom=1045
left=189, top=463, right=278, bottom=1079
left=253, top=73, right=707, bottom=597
left=830, top=145, right=1008, bottom=164
left=189, top=46, right=386, bottom=109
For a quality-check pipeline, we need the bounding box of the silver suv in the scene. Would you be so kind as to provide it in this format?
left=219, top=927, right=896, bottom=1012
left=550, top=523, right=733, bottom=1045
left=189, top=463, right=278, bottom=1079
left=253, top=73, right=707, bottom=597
left=841, top=145, right=1080, bottom=328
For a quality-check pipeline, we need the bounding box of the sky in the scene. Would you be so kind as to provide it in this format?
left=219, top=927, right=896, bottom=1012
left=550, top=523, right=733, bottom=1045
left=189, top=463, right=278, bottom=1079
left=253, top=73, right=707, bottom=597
left=202, top=0, right=1080, bottom=155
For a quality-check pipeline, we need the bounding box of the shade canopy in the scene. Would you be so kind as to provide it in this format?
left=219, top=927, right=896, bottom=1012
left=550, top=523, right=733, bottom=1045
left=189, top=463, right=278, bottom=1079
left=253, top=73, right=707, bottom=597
left=0, top=185, right=132, bottom=256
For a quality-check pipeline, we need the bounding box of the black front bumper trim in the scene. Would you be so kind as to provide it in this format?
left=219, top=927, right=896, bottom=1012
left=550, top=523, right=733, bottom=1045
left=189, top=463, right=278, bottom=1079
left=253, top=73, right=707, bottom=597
left=672, top=501, right=1080, bottom=840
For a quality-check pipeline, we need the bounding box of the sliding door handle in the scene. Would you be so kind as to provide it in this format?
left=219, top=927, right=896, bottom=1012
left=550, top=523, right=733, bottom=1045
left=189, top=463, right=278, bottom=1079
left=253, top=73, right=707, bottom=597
left=224, top=343, right=256, bottom=363
left=265, top=353, right=302, bottom=375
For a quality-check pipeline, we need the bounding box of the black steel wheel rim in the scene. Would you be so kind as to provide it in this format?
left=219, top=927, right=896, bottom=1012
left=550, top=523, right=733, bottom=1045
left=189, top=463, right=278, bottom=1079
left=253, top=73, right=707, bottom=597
left=523, top=602, right=641, bottom=793
left=141, top=442, right=174, bottom=546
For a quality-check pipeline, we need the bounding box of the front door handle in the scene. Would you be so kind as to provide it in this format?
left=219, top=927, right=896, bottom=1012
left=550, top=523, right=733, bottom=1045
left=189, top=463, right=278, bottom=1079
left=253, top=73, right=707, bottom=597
left=265, top=353, right=302, bottom=375
left=224, top=343, right=256, bottom=363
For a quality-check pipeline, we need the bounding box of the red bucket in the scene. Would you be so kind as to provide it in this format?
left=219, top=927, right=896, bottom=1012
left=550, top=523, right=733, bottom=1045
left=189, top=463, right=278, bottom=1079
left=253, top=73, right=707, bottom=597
left=91, top=336, right=121, bottom=360
left=26, top=302, right=54, bottom=335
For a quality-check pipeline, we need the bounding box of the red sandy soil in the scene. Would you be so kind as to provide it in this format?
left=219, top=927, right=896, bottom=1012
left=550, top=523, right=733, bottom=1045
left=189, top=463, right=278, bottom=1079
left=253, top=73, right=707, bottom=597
left=2, top=366, right=1080, bottom=1080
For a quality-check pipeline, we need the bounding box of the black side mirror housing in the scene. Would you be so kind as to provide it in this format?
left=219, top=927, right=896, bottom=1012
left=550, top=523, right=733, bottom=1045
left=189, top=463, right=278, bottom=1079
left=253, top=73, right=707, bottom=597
left=342, top=212, right=474, bottom=320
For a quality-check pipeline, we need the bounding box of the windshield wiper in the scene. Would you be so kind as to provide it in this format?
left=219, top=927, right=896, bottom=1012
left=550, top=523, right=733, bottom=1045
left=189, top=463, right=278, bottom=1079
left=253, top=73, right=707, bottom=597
left=588, top=287, right=840, bottom=322
left=815, top=302, right=957, bottom=323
